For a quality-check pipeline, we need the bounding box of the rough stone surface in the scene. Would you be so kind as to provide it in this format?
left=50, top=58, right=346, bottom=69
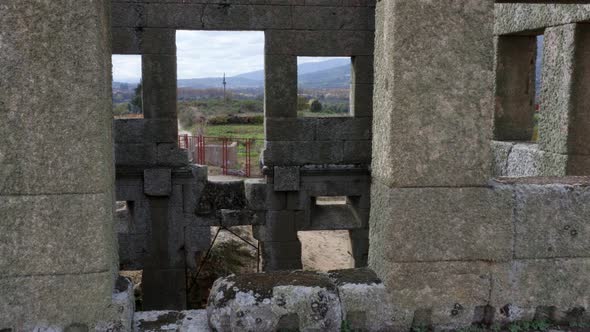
left=506, top=143, right=543, bottom=177
left=370, top=183, right=513, bottom=263
left=327, top=268, right=395, bottom=331
left=95, top=277, right=136, bottom=332
left=260, top=240, right=303, bottom=271
left=0, top=1, right=117, bottom=328
left=369, top=260, right=499, bottom=331
left=273, top=166, right=300, bottom=191
left=510, top=182, right=590, bottom=259
left=0, top=1, right=113, bottom=195
left=144, top=168, right=172, bottom=196
left=112, top=1, right=375, bottom=31
left=142, top=52, right=178, bottom=121
left=315, top=118, right=372, bottom=141
left=264, top=55, right=297, bottom=118
left=220, top=209, right=265, bottom=226
left=349, top=228, right=370, bottom=267
left=0, top=194, right=113, bottom=276
left=244, top=178, right=268, bottom=211
left=491, top=258, right=590, bottom=324
left=372, top=0, right=494, bottom=187
left=207, top=271, right=343, bottom=332
left=491, top=141, right=573, bottom=177
left=492, top=140, right=515, bottom=177
left=253, top=211, right=299, bottom=242
left=115, top=119, right=178, bottom=144
left=133, top=310, right=209, bottom=332
left=538, top=24, right=577, bottom=155
left=265, top=118, right=316, bottom=141
left=196, top=180, right=246, bottom=215
left=0, top=272, right=113, bottom=330
left=265, top=30, right=374, bottom=56
left=263, top=141, right=344, bottom=166
left=495, top=4, right=590, bottom=35
left=115, top=143, right=158, bottom=167
left=351, top=82, right=374, bottom=117
left=156, top=143, right=189, bottom=167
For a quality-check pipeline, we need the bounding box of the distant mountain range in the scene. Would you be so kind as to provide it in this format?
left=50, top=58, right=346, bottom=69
left=114, top=58, right=352, bottom=91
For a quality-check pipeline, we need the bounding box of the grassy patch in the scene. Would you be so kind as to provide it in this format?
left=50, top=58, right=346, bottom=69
left=202, top=124, right=264, bottom=140
left=297, top=110, right=351, bottom=118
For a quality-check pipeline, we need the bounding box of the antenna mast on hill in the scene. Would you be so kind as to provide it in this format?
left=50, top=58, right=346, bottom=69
left=222, top=72, right=227, bottom=103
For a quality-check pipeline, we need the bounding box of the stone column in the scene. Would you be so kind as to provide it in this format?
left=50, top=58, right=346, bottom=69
left=538, top=23, right=590, bottom=175
left=254, top=209, right=303, bottom=271
left=494, top=35, right=537, bottom=141
left=136, top=30, right=187, bottom=310
left=349, top=229, right=369, bottom=268
left=142, top=29, right=178, bottom=136
left=369, top=1, right=512, bottom=330
left=0, top=1, right=117, bottom=329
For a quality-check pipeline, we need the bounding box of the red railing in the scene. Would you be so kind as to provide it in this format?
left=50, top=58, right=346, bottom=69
left=178, top=134, right=260, bottom=178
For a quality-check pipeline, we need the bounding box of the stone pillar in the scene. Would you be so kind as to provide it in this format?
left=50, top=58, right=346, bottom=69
left=349, top=229, right=369, bottom=268
left=494, top=35, right=537, bottom=141
left=254, top=210, right=303, bottom=272
left=141, top=169, right=186, bottom=310
left=141, top=29, right=178, bottom=138
left=538, top=23, right=590, bottom=175
left=134, top=29, right=187, bottom=310
left=264, top=54, right=297, bottom=119
left=369, top=1, right=511, bottom=330
left=0, top=1, right=117, bottom=329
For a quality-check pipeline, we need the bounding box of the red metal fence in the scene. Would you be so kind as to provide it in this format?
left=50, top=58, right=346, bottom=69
left=178, top=134, right=260, bottom=177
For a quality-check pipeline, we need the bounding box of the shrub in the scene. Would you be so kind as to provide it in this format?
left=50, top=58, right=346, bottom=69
left=309, top=99, right=323, bottom=113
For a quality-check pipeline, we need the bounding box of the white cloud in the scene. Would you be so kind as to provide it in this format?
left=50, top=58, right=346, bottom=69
left=112, top=31, right=346, bottom=82
left=112, top=55, right=141, bottom=83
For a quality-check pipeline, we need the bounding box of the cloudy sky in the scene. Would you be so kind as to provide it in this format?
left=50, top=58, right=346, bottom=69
left=112, top=31, right=342, bottom=83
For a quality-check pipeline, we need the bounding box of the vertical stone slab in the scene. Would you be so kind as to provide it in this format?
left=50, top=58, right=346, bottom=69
left=370, top=1, right=497, bottom=330
left=0, top=1, right=116, bottom=328
left=142, top=198, right=186, bottom=310
left=254, top=211, right=302, bottom=272
left=538, top=24, right=576, bottom=156
left=349, top=229, right=369, bottom=268
left=494, top=35, right=537, bottom=141
left=264, top=54, right=297, bottom=118
left=141, top=29, right=178, bottom=144
left=351, top=56, right=374, bottom=118
left=538, top=23, right=590, bottom=175
left=142, top=54, right=178, bottom=120
left=371, top=0, right=494, bottom=188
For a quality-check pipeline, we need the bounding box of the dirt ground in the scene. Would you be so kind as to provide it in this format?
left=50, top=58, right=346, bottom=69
left=119, top=211, right=354, bottom=308
left=209, top=226, right=354, bottom=272
left=299, top=230, right=354, bottom=271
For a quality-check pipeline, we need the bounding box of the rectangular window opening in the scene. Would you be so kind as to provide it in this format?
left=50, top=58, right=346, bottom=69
left=297, top=56, right=352, bottom=117
left=112, top=55, right=143, bottom=118
left=314, top=196, right=348, bottom=206
left=176, top=30, right=265, bottom=178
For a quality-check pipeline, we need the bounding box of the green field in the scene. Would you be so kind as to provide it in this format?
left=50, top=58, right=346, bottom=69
left=202, top=124, right=264, bottom=140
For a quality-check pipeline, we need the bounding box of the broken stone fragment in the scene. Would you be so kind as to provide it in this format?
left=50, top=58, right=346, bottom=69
left=207, top=270, right=341, bottom=332
left=207, top=268, right=395, bottom=332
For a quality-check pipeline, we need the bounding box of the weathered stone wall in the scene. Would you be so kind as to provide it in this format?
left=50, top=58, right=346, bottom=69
left=495, top=4, right=590, bottom=35
left=369, top=1, right=590, bottom=330
left=0, top=1, right=124, bottom=329
left=111, top=0, right=375, bottom=276
left=494, top=5, right=590, bottom=176
left=247, top=167, right=371, bottom=271
left=110, top=0, right=375, bottom=168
